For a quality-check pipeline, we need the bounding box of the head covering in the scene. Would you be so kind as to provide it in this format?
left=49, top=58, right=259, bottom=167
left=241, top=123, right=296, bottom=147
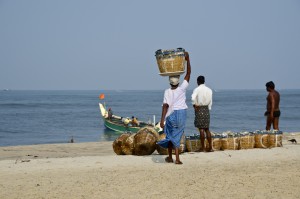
left=169, top=75, right=180, bottom=86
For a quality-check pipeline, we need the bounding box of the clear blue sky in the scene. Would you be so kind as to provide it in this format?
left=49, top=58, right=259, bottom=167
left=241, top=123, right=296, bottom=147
left=1, top=0, right=299, bottom=90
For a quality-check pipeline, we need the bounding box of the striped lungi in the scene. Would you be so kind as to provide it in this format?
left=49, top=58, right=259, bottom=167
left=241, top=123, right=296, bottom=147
left=194, top=105, right=210, bottom=129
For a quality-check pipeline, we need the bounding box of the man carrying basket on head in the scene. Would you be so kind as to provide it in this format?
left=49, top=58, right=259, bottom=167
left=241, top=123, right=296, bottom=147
left=157, top=52, right=191, bottom=165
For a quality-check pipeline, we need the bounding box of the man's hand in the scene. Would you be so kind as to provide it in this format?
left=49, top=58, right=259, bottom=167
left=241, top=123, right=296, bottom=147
left=160, top=120, right=165, bottom=129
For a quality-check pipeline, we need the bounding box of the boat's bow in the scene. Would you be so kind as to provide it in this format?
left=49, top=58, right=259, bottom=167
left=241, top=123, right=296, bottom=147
left=99, top=103, right=108, bottom=118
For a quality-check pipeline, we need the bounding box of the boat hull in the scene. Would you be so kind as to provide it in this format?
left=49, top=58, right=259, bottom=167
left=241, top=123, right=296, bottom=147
left=103, top=118, right=141, bottom=133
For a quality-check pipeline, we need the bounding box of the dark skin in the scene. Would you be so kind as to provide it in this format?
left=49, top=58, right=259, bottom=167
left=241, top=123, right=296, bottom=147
left=160, top=52, right=191, bottom=164
left=193, top=83, right=213, bottom=152
left=266, top=86, right=280, bottom=130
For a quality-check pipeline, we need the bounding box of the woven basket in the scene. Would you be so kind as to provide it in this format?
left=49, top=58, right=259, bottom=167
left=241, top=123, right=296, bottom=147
left=134, top=127, right=158, bottom=156
left=254, top=134, right=269, bottom=148
left=269, top=134, right=283, bottom=148
left=112, top=133, right=131, bottom=155
left=221, top=137, right=239, bottom=150
left=121, top=133, right=136, bottom=155
left=155, top=48, right=186, bottom=76
left=211, top=138, right=222, bottom=151
left=185, top=137, right=201, bottom=152
left=239, top=135, right=255, bottom=150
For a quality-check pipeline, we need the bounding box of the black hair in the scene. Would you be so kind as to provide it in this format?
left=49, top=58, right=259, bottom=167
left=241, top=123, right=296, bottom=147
left=266, top=81, right=275, bottom=89
left=197, top=76, right=205, bottom=84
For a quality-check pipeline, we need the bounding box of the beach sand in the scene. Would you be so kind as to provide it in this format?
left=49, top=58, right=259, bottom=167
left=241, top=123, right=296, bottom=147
left=0, top=133, right=299, bottom=199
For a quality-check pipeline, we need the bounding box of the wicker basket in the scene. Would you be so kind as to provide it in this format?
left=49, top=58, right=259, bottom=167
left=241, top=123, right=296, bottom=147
left=239, top=135, right=255, bottom=150
left=269, top=134, right=283, bottom=148
left=155, top=48, right=186, bottom=76
left=134, top=127, right=158, bottom=156
left=221, top=137, right=239, bottom=150
left=185, top=136, right=201, bottom=152
left=112, top=133, right=131, bottom=155
left=121, top=133, right=136, bottom=155
left=254, top=134, right=269, bottom=148
left=211, top=138, right=222, bottom=151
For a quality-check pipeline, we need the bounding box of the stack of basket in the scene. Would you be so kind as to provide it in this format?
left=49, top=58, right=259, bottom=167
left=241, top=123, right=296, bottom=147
left=185, top=133, right=222, bottom=152
left=254, top=130, right=283, bottom=148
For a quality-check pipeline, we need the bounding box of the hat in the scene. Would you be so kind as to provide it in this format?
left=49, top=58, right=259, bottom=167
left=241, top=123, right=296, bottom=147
left=169, top=75, right=180, bottom=86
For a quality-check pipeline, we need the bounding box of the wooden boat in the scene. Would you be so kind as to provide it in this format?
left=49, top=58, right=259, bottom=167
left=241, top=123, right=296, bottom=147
left=99, top=103, right=162, bottom=133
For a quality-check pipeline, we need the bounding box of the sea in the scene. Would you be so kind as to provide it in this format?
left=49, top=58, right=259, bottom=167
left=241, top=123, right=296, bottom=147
left=0, top=89, right=299, bottom=147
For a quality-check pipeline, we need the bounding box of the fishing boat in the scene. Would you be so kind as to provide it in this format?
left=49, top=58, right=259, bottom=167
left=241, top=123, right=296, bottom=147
left=99, top=103, right=162, bottom=133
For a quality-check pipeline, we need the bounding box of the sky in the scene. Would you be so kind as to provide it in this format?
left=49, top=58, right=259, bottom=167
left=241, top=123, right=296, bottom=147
left=1, top=0, right=300, bottom=90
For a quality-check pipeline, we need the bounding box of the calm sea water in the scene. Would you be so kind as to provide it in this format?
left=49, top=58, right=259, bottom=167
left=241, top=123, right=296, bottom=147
left=0, top=89, right=299, bottom=146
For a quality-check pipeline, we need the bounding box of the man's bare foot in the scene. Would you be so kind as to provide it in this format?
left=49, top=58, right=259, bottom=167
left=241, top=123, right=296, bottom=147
left=165, top=157, right=174, bottom=163
left=175, top=160, right=183, bottom=165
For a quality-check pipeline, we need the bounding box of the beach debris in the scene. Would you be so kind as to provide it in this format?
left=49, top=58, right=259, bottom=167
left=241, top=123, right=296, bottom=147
left=288, top=139, right=297, bottom=144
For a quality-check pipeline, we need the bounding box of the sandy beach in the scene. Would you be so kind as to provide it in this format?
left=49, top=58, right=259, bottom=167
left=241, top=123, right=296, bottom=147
left=0, top=133, right=299, bottom=199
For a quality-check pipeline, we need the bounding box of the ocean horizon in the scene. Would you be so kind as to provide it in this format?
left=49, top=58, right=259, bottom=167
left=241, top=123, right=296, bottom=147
left=1, top=89, right=299, bottom=147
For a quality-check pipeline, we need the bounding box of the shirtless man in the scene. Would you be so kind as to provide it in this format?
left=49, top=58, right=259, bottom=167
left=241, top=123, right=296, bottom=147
left=265, top=81, right=280, bottom=130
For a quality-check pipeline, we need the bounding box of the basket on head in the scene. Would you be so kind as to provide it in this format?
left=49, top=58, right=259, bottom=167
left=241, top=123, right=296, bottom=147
left=155, top=48, right=186, bottom=76
left=121, top=133, right=136, bottom=155
left=112, top=133, right=131, bottom=155
left=134, top=127, right=159, bottom=156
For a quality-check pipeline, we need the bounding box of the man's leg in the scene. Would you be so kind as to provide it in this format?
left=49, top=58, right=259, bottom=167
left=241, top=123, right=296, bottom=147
left=198, top=128, right=205, bottom=152
left=205, top=128, right=213, bottom=152
left=174, top=148, right=182, bottom=164
left=165, top=142, right=173, bottom=163
left=273, top=117, right=279, bottom=130
left=266, top=116, right=272, bottom=130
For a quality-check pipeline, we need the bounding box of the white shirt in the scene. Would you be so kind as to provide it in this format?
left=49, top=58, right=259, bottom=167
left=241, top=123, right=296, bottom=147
left=163, top=80, right=189, bottom=118
left=191, top=84, right=213, bottom=110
